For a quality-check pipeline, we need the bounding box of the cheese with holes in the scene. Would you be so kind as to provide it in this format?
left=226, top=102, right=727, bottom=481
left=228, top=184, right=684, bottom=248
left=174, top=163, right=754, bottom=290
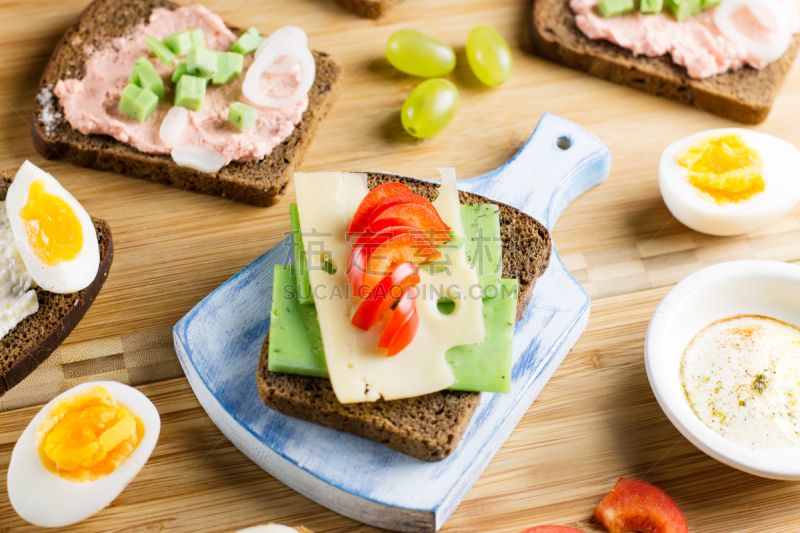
left=294, top=170, right=485, bottom=403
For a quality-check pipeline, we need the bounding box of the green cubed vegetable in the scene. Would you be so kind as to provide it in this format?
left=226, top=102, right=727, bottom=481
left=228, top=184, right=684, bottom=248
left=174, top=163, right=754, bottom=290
left=231, top=27, right=264, bottom=55
left=119, top=84, right=158, bottom=122
left=190, top=28, right=206, bottom=48
left=701, top=0, right=721, bottom=8
left=666, top=0, right=701, bottom=19
left=597, top=0, right=635, bottom=16
left=145, top=36, right=176, bottom=65
left=172, top=61, right=189, bottom=83
left=164, top=30, right=193, bottom=55
left=131, top=57, right=164, bottom=100
left=640, top=0, right=664, bottom=13
left=174, top=75, right=207, bottom=111
left=228, top=102, right=257, bottom=132
left=212, top=51, right=244, bottom=85
left=187, top=46, right=218, bottom=78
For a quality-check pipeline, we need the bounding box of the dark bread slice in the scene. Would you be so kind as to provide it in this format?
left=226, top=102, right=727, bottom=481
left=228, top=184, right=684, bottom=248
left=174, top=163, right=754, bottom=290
left=0, top=170, right=113, bottom=395
left=256, top=173, right=551, bottom=461
left=333, top=0, right=403, bottom=19
left=33, top=0, right=343, bottom=207
left=530, top=0, right=800, bottom=124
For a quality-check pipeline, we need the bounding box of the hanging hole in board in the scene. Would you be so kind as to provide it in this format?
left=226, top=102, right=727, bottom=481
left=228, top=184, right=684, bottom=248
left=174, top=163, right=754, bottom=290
left=556, top=136, right=572, bottom=150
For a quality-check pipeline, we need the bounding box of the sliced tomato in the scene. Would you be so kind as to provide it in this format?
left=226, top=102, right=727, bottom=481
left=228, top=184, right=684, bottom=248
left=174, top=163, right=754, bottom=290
left=348, top=182, right=412, bottom=235
left=522, top=526, right=583, bottom=533
left=377, top=292, right=418, bottom=356
left=353, top=226, right=416, bottom=249
left=367, top=203, right=450, bottom=245
left=363, top=232, right=438, bottom=290
left=367, top=193, right=447, bottom=228
left=351, top=263, right=420, bottom=331
left=348, top=228, right=416, bottom=296
left=595, top=478, right=688, bottom=533
left=346, top=245, right=369, bottom=290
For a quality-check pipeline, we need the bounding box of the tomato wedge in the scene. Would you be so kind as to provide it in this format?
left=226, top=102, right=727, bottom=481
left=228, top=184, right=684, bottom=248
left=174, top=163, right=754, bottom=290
left=368, top=203, right=450, bottom=245
left=367, top=193, right=447, bottom=229
left=377, top=292, right=418, bottom=356
left=349, top=182, right=412, bottom=235
left=363, top=232, right=438, bottom=290
left=351, top=262, right=420, bottom=331
left=347, top=228, right=416, bottom=296
left=522, top=526, right=583, bottom=533
left=595, top=478, right=688, bottom=533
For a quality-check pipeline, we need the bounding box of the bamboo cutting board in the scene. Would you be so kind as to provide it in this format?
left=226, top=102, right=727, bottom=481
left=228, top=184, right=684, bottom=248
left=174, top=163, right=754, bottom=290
left=3, top=0, right=800, bottom=531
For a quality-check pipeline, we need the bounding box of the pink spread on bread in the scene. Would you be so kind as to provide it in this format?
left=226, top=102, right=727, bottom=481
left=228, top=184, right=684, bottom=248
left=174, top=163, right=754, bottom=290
left=570, top=0, right=800, bottom=78
left=54, top=5, right=308, bottom=165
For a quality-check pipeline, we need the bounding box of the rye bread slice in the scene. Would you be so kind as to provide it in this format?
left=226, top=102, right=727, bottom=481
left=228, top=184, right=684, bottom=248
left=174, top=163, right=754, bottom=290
left=0, top=170, right=114, bottom=396
left=32, top=0, right=343, bottom=207
left=256, top=173, right=551, bottom=461
left=530, top=0, right=800, bottom=124
left=333, top=0, right=403, bottom=18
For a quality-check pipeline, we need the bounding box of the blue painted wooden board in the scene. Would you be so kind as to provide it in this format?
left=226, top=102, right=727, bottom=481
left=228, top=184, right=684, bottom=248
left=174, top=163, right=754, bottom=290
left=173, top=113, right=610, bottom=532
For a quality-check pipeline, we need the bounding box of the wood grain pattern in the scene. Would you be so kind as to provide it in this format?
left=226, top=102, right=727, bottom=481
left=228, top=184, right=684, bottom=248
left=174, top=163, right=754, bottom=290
left=2, top=0, right=800, bottom=531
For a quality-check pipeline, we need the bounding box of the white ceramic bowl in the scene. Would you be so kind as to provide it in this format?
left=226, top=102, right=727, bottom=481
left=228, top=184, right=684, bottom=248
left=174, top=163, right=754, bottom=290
left=645, top=260, right=800, bottom=479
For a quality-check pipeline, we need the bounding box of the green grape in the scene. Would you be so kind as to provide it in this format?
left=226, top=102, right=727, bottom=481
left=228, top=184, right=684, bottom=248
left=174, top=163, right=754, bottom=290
left=386, top=30, right=456, bottom=78
left=466, top=26, right=513, bottom=87
left=401, top=78, right=459, bottom=139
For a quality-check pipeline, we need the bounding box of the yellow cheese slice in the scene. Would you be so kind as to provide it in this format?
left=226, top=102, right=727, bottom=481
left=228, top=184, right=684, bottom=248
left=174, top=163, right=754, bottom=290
left=294, top=170, right=485, bottom=403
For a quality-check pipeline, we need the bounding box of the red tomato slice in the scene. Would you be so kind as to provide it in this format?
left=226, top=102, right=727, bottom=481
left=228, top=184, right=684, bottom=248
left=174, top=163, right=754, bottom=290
left=347, top=228, right=416, bottom=296
left=363, top=232, right=438, bottom=290
left=377, top=292, right=418, bottom=356
left=367, top=193, right=447, bottom=229
left=353, top=226, right=416, bottom=248
left=522, top=526, right=583, bottom=533
left=348, top=182, right=412, bottom=235
left=368, top=204, right=450, bottom=245
left=351, top=263, right=420, bottom=331
left=595, top=478, right=688, bottom=533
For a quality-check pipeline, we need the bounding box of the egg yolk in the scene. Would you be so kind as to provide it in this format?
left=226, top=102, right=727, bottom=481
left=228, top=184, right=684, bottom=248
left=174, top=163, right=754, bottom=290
left=36, top=386, right=144, bottom=483
left=677, top=134, right=765, bottom=204
left=19, top=180, right=83, bottom=266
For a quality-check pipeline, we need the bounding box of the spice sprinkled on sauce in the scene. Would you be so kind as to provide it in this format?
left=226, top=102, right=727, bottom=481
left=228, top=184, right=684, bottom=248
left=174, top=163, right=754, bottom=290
left=680, top=315, right=800, bottom=455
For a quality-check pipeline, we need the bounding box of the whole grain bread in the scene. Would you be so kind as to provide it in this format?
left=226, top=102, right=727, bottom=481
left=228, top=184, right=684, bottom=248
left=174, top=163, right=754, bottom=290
left=256, top=173, right=551, bottom=461
left=333, top=0, right=402, bottom=18
left=33, top=0, right=343, bottom=207
left=530, top=0, right=800, bottom=124
left=0, top=171, right=113, bottom=395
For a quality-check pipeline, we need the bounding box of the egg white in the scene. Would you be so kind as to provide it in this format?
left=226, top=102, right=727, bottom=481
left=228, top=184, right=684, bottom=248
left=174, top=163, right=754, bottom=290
left=238, top=526, right=300, bottom=533
left=6, top=161, right=100, bottom=293
left=7, top=381, right=161, bottom=528
left=659, top=128, right=800, bottom=236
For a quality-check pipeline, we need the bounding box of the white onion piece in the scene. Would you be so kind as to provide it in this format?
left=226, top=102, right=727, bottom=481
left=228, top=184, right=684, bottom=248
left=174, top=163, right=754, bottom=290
left=714, top=0, right=791, bottom=62
left=171, top=146, right=225, bottom=173
left=267, top=56, right=299, bottom=75
left=255, top=26, right=308, bottom=60
left=257, top=26, right=308, bottom=74
left=159, top=106, right=188, bottom=146
left=243, top=35, right=315, bottom=108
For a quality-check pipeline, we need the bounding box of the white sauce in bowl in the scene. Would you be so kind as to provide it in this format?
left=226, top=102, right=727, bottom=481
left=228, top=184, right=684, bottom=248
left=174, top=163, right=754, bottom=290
left=680, top=315, right=800, bottom=455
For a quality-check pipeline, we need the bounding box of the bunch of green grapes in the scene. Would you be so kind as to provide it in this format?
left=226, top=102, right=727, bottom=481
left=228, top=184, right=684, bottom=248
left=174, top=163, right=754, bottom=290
left=385, top=27, right=513, bottom=139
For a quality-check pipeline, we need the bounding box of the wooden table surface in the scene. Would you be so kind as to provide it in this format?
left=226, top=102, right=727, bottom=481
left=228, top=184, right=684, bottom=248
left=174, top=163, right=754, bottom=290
left=3, top=0, right=800, bottom=531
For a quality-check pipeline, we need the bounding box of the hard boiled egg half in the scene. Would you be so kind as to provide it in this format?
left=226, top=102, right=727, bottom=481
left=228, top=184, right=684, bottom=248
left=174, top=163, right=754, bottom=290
left=7, top=381, right=160, bottom=527
left=660, top=129, right=800, bottom=236
left=7, top=161, right=99, bottom=293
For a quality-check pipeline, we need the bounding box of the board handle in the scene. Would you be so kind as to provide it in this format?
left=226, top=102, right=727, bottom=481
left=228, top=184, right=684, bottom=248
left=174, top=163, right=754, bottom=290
left=458, top=113, right=611, bottom=230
